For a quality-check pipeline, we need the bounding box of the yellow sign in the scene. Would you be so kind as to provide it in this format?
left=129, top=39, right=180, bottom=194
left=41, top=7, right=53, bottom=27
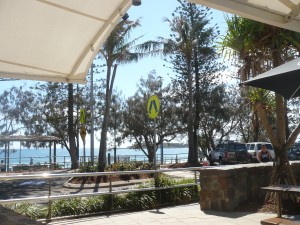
left=147, top=95, right=160, bottom=119
left=80, top=108, right=85, bottom=124
left=80, top=125, right=87, bottom=142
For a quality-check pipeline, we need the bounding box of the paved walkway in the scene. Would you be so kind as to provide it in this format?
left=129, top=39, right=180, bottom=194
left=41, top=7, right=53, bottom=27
left=1, top=170, right=300, bottom=224
left=49, top=203, right=300, bottom=225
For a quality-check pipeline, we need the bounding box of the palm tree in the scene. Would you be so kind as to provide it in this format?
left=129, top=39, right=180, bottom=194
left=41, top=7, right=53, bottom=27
left=222, top=16, right=300, bottom=198
left=221, top=16, right=267, bottom=141
left=97, top=18, right=160, bottom=172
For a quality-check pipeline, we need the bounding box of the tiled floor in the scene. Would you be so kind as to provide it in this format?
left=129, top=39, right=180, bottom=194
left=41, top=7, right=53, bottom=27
left=48, top=203, right=300, bottom=225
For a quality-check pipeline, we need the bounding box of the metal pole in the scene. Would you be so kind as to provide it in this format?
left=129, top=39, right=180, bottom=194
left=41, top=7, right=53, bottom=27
left=7, top=142, right=10, bottom=171
left=19, top=141, right=21, bottom=164
left=154, top=118, right=157, bottom=170
left=114, top=110, right=117, bottom=164
left=90, top=64, right=95, bottom=165
left=160, top=142, right=163, bottom=165
left=83, top=141, right=86, bottom=169
left=49, top=142, right=52, bottom=168
left=47, top=179, right=52, bottom=221
left=76, top=84, right=79, bottom=162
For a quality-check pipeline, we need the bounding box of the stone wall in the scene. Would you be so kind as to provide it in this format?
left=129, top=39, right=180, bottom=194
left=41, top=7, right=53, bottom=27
left=199, top=162, right=300, bottom=211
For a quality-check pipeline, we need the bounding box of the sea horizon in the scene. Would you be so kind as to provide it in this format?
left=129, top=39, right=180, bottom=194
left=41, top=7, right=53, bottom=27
left=1, top=147, right=189, bottom=169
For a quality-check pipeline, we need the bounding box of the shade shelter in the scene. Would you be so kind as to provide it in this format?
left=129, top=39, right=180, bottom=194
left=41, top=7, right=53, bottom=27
left=0, top=0, right=133, bottom=84
left=0, top=135, right=62, bottom=172
left=189, top=0, right=300, bottom=33
left=0, top=0, right=299, bottom=84
left=241, top=57, right=300, bottom=99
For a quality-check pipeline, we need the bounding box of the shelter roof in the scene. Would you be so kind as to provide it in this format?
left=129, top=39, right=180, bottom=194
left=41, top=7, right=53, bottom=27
left=190, top=0, right=300, bottom=33
left=0, top=0, right=131, bottom=84
left=0, top=135, right=62, bottom=142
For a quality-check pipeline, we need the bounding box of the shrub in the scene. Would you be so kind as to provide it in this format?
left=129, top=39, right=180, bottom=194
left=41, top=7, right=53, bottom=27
left=6, top=174, right=199, bottom=220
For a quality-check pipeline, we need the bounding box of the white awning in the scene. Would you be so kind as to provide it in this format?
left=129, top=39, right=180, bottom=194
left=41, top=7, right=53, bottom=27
left=1, top=0, right=299, bottom=84
left=189, top=0, right=300, bottom=33
left=0, top=0, right=132, bottom=84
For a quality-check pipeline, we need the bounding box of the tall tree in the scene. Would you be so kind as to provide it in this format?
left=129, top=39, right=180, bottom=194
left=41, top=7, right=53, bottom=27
left=122, top=71, right=185, bottom=164
left=162, top=0, right=223, bottom=165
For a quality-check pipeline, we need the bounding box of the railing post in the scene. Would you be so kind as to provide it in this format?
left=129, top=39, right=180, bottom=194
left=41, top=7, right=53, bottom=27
left=47, top=179, right=52, bottom=222
left=109, top=175, right=113, bottom=212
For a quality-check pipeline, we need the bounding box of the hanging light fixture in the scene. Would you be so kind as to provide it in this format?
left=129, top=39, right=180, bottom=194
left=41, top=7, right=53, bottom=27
left=122, top=13, right=129, bottom=20
left=132, top=0, right=141, bottom=6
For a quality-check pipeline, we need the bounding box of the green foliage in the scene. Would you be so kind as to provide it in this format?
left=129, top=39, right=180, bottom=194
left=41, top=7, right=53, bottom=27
left=154, top=174, right=199, bottom=205
left=248, top=87, right=275, bottom=112
left=125, top=191, right=156, bottom=210
left=52, top=198, right=86, bottom=217
left=4, top=203, right=48, bottom=220
left=83, top=196, right=104, bottom=213
left=6, top=176, right=198, bottom=220
left=122, top=71, right=185, bottom=164
left=78, top=161, right=98, bottom=173
left=106, top=161, right=153, bottom=171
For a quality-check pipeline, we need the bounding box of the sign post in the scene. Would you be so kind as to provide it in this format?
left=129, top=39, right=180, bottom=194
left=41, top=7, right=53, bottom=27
left=80, top=108, right=86, bottom=169
left=147, top=95, right=160, bottom=170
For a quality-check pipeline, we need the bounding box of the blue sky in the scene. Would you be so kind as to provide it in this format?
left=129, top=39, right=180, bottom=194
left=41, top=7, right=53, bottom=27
left=114, top=0, right=230, bottom=98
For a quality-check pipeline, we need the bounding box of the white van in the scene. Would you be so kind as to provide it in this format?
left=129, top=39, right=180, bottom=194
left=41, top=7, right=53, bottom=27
left=246, top=142, right=275, bottom=162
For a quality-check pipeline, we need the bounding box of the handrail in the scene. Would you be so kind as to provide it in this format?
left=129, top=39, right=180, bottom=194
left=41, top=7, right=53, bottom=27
left=0, top=167, right=202, bottom=221
left=0, top=167, right=202, bottom=180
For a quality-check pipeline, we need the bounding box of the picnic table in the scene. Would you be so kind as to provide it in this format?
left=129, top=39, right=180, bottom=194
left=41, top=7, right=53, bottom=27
left=261, top=185, right=300, bottom=225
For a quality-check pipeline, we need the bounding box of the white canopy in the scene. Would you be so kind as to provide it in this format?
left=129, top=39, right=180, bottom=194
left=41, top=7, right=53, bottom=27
left=1, top=0, right=300, bottom=84
left=189, top=0, right=300, bottom=33
left=0, top=0, right=132, bottom=84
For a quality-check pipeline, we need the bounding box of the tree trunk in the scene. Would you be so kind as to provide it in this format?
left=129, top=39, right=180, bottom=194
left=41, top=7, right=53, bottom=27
left=187, top=61, right=196, bottom=165
left=255, top=95, right=298, bottom=203
left=192, top=49, right=200, bottom=165
left=68, top=83, right=79, bottom=169
left=98, top=64, right=117, bottom=172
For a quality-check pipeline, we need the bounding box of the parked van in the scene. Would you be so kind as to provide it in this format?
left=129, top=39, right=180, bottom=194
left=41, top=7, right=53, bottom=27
left=246, top=142, right=275, bottom=162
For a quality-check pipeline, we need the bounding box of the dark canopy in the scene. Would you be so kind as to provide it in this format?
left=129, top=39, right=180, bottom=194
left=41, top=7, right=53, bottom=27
left=241, top=58, right=300, bottom=99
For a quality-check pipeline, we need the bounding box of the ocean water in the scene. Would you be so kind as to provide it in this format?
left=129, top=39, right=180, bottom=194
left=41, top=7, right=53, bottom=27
left=0, top=147, right=189, bottom=168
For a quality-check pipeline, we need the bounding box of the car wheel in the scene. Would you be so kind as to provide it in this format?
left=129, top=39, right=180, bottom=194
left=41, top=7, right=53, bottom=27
left=236, top=150, right=248, bottom=162
left=208, top=155, right=214, bottom=166
left=219, top=157, right=223, bottom=165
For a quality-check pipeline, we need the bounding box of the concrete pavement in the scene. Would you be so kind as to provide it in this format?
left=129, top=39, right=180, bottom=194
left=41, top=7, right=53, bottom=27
left=1, top=169, right=300, bottom=224
left=49, top=203, right=300, bottom=225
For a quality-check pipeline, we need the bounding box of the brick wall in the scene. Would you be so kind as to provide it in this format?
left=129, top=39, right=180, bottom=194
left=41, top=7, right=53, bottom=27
left=199, top=162, right=300, bottom=211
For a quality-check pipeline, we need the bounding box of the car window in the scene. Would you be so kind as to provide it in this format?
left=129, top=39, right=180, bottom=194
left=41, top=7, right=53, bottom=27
left=257, top=143, right=273, bottom=150
left=228, top=143, right=235, bottom=151
left=235, top=144, right=246, bottom=151
left=265, top=144, right=273, bottom=150
left=247, top=144, right=255, bottom=150
left=257, top=144, right=262, bottom=150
